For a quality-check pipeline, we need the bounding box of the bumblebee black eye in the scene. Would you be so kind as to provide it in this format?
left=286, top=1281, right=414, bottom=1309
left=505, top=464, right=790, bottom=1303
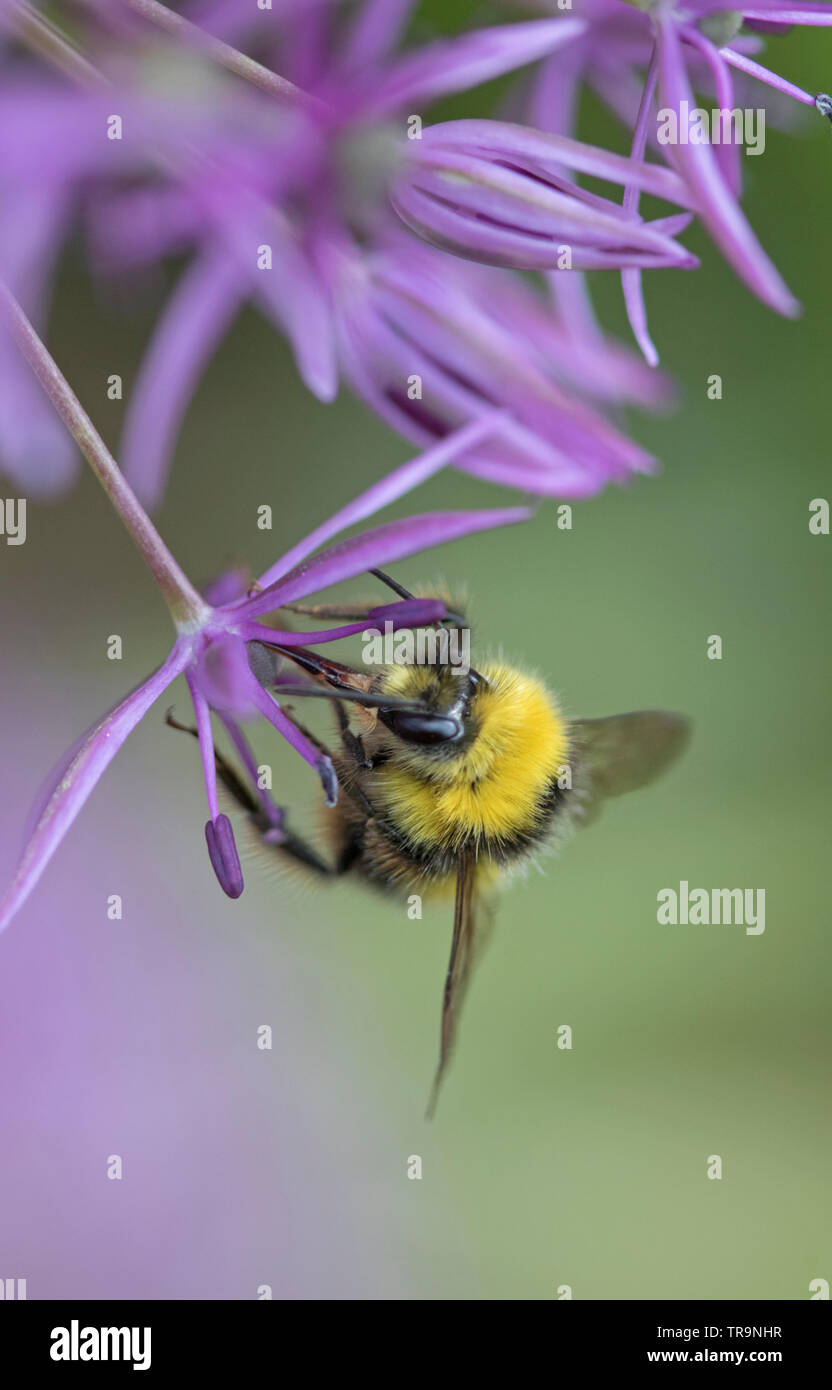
left=381, top=710, right=463, bottom=745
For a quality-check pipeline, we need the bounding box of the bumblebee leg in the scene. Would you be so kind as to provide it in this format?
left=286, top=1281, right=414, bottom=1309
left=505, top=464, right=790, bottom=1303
left=279, top=701, right=383, bottom=823
left=331, top=697, right=373, bottom=770
left=166, top=711, right=260, bottom=814
left=165, top=711, right=338, bottom=877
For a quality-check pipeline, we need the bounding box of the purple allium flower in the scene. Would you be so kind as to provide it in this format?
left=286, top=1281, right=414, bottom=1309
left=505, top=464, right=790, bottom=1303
left=389, top=117, right=697, bottom=271
left=0, top=285, right=530, bottom=931
left=321, top=229, right=672, bottom=496
left=523, top=0, right=832, bottom=355
left=0, top=0, right=672, bottom=507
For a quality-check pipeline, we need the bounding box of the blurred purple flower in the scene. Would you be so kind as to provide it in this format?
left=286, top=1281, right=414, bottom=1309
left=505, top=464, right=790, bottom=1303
left=321, top=229, right=673, bottom=497
left=390, top=117, right=697, bottom=271
left=4, top=0, right=829, bottom=495
left=0, top=0, right=670, bottom=510
left=0, top=408, right=531, bottom=932
left=524, top=0, right=832, bottom=355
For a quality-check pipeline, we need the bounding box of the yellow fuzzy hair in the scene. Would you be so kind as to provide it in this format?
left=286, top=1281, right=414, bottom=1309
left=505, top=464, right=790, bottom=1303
left=374, top=660, right=568, bottom=854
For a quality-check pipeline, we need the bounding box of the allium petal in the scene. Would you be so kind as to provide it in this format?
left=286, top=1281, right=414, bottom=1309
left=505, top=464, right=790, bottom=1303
left=456, top=453, right=610, bottom=499
left=365, top=18, right=586, bottom=117
left=190, top=632, right=256, bottom=716
left=0, top=186, right=78, bottom=496
left=336, top=250, right=657, bottom=475
left=392, top=149, right=695, bottom=270
left=420, top=121, right=697, bottom=208
left=621, top=268, right=658, bottom=368
left=740, top=6, right=832, bottom=22
left=329, top=248, right=660, bottom=497
left=256, top=412, right=506, bottom=589
left=244, top=508, right=532, bottom=617
left=247, top=680, right=338, bottom=806
left=0, top=643, right=190, bottom=935
left=121, top=246, right=244, bottom=510
left=341, top=0, right=418, bottom=70
left=681, top=25, right=741, bottom=196
left=367, top=598, right=447, bottom=625
left=241, top=597, right=447, bottom=647
left=251, top=223, right=339, bottom=404
left=202, top=180, right=338, bottom=403
left=656, top=15, right=800, bottom=317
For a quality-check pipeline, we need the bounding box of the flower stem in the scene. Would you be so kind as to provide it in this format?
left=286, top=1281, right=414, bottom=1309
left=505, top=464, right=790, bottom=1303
left=10, top=0, right=107, bottom=89
left=0, top=281, right=209, bottom=631
left=124, top=0, right=326, bottom=115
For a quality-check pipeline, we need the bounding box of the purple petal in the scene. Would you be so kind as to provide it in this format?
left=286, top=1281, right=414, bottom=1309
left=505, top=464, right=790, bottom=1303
left=620, top=44, right=660, bottom=367
left=121, top=246, right=244, bottom=510
left=716, top=44, right=816, bottom=105
left=454, top=453, right=609, bottom=498
left=621, top=268, right=658, bottom=368
left=740, top=6, right=832, bottom=22
left=680, top=25, right=741, bottom=195
left=255, top=411, right=507, bottom=589
left=340, top=252, right=658, bottom=473
left=240, top=598, right=447, bottom=647
left=0, top=185, right=79, bottom=496
left=368, top=597, right=447, bottom=625
left=656, top=15, right=800, bottom=316
left=419, top=120, right=697, bottom=207
left=199, top=178, right=338, bottom=403
left=392, top=150, right=695, bottom=270
left=333, top=303, right=644, bottom=493
left=247, top=679, right=337, bottom=806
left=341, top=0, right=418, bottom=71
left=202, top=567, right=249, bottom=607
left=186, top=671, right=221, bottom=819
left=219, top=713, right=286, bottom=836
left=0, top=642, right=189, bottom=935
left=190, top=633, right=256, bottom=717
left=243, top=507, right=532, bottom=617
left=365, top=18, right=586, bottom=117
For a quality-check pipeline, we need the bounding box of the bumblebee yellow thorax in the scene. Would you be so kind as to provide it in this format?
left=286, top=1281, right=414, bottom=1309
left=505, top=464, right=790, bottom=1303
left=373, top=660, right=568, bottom=857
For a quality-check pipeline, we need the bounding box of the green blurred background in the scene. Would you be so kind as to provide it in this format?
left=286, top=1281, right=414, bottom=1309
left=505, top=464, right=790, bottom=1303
left=1, top=10, right=830, bottom=1299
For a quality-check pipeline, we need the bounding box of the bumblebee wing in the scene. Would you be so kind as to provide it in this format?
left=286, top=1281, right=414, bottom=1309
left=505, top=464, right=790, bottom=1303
left=426, top=856, right=495, bottom=1119
left=569, top=711, right=691, bottom=827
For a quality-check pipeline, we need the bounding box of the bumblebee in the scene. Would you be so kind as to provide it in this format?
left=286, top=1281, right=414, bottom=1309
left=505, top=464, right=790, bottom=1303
left=173, top=570, right=690, bottom=1114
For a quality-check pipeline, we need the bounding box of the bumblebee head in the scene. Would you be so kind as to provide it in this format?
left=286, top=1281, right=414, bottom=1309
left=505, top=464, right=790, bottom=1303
left=369, top=659, right=569, bottom=845
left=374, top=665, right=486, bottom=758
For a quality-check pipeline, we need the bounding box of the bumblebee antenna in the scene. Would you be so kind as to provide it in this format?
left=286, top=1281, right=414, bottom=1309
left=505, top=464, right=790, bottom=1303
left=370, top=568, right=466, bottom=628
left=370, top=568, right=414, bottom=601
left=273, top=684, right=430, bottom=716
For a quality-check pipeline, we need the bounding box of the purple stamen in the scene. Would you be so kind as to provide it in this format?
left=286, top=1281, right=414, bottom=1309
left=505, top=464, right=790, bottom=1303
left=204, top=814, right=244, bottom=899
left=219, top=713, right=287, bottom=837
left=246, top=675, right=340, bottom=807
left=367, top=598, right=447, bottom=625
left=718, top=46, right=817, bottom=106
left=186, top=672, right=220, bottom=820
